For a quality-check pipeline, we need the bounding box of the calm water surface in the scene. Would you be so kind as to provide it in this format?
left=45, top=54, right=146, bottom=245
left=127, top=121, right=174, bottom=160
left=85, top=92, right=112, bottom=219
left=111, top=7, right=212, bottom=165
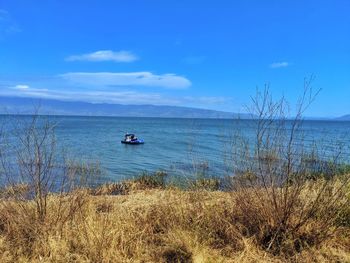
left=55, top=117, right=350, bottom=181
left=2, top=116, right=350, bottom=182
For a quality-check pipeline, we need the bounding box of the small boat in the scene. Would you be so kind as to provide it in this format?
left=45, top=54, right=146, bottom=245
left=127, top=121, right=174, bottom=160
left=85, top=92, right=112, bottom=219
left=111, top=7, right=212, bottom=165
left=121, top=133, right=144, bottom=145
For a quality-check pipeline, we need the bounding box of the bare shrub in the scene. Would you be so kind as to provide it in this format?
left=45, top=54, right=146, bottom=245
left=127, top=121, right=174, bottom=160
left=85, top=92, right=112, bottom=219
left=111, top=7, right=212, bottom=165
left=229, top=79, right=350, bottom=255
left=0, top=113, right=96, bottom=258
left=1, top=114, right=61, bottom=219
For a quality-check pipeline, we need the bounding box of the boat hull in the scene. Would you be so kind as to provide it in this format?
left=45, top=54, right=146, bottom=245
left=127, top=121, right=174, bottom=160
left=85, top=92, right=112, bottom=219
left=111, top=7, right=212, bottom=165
left=121, top=139, right=144, bottom=145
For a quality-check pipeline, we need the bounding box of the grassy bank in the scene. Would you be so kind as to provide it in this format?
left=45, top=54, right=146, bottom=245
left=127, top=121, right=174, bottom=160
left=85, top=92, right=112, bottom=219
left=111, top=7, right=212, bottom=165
left=0, top=175, right=349, bottom=263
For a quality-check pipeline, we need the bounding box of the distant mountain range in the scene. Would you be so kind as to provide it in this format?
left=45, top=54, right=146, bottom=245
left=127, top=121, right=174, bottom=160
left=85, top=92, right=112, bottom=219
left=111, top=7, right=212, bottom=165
left=1, top=96, right=348, bottom=120
left=0, top=96, right=253, bottom=119
left=336, top=115, right=350, bottom=121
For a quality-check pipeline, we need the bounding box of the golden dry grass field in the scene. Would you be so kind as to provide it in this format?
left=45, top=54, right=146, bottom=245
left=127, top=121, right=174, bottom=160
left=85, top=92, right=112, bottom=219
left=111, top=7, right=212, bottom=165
left=0, top=179, right=349, bottom=263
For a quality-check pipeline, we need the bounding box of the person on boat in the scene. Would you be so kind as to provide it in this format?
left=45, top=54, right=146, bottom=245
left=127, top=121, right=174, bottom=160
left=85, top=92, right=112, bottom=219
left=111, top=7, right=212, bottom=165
left=125, top=134, right=131, bottom=142
left=121, top=133, right=144, bottom=144
left=125, top=133, right=138, bottom=142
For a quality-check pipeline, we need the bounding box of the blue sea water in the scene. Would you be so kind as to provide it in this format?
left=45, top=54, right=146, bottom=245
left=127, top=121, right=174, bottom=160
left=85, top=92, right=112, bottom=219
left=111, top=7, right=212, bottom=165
left=51, top=116, right=350, bottom=181
left=1, top=115, right=350, bottom=183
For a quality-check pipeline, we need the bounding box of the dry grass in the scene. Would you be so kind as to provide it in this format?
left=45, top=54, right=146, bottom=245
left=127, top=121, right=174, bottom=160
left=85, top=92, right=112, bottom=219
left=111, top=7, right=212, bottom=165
left=0, top=179, right=349, bottom=263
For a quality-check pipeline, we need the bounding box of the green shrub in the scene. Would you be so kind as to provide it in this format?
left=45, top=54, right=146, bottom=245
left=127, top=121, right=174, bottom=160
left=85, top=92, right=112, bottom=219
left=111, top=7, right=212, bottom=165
left=134, top=171, right=167, bottom=189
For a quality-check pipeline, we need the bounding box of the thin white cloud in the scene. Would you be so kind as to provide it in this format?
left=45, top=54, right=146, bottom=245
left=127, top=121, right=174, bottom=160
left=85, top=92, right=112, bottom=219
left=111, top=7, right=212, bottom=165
left=60, top=72, right=191, bottom=89
left=270, top=62, right=290, bottom=68
left=0, top=85, right=229, bottom=107
left=66, top=50, right=138, bottom=62
left=2, top=87, right=171, bottom=104
left=11, top=84, right=30, bottom=90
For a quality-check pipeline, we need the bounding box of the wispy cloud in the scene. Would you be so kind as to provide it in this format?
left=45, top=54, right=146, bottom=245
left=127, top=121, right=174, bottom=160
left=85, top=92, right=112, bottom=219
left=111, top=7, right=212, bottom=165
left=1, top=86, right=169, bottom=104
left=269, top=62, right=290, bottom=68
left=0, top=9, right=8, bottom=19
left=0, top=85, right=230, bottom=108
left=65, top=50, right=138, bottom=62
left=60, top=72, right=192, bottom=89
left=0, top=9, right=21, bottom=35
left=11, top=84, right=30, bottom=90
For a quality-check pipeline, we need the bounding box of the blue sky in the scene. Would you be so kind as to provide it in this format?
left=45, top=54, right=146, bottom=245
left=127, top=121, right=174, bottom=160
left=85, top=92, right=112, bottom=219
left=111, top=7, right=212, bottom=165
left=0, top=0, right=349, bottom=117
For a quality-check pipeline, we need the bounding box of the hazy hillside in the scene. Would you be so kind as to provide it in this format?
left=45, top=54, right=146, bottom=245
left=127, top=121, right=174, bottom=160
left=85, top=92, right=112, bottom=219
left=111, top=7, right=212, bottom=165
left=0, top=96, right=252, bottom=119
left=336, top=115, right=350, bottom=121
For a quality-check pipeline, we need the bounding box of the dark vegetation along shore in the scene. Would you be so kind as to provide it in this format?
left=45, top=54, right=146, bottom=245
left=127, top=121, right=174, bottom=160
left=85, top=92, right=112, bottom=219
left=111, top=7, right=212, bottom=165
left=0, top=89, right=349, bottom=262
